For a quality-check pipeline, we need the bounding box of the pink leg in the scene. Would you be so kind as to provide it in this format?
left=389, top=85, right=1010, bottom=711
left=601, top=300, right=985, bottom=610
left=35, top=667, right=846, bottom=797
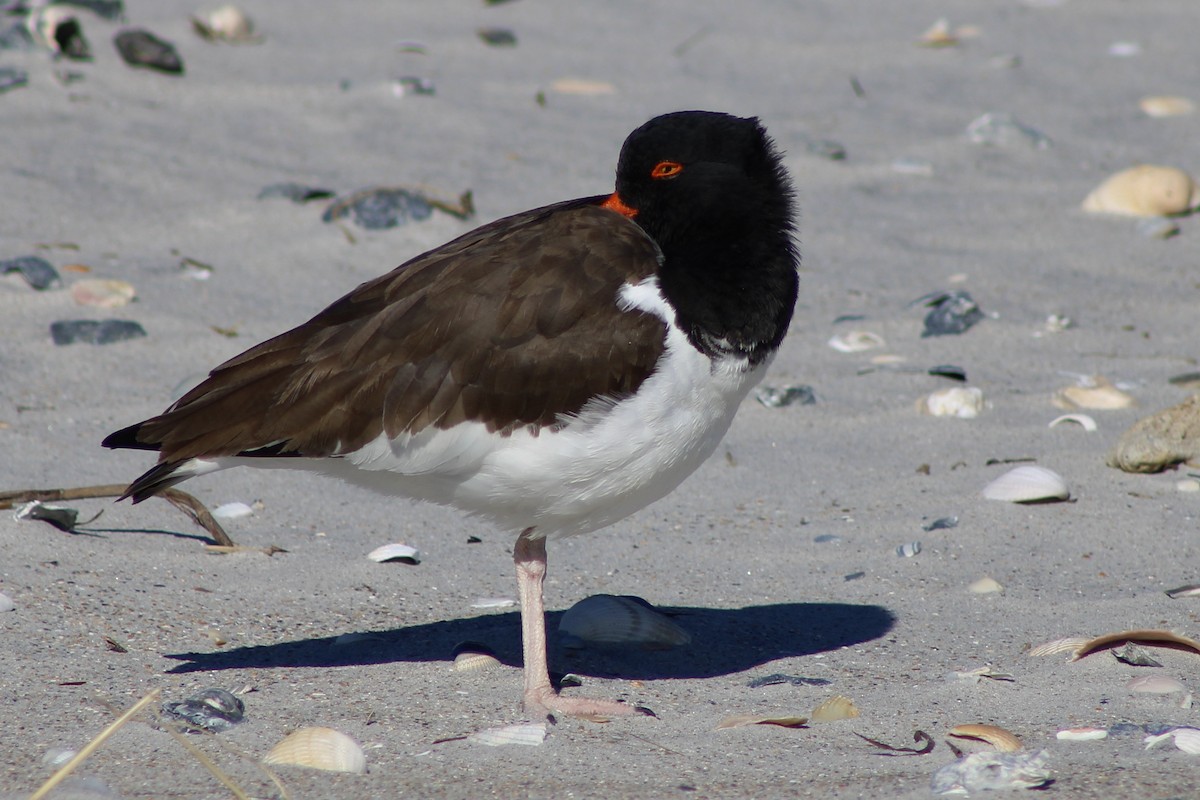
left=514, top=528, right=650, bottom=721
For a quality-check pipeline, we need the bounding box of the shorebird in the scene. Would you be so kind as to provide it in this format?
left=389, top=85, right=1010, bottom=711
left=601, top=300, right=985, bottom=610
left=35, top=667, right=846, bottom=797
left=105, top=110, right=799, bottom=720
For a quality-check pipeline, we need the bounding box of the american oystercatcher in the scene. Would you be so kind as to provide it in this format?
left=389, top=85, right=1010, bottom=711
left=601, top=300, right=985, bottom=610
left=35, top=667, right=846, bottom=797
left=104, top=110, right=799, bottom=720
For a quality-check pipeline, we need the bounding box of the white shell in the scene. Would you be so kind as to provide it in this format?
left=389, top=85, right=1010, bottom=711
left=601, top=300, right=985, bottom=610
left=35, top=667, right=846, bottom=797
left=1139, top=96, right=1195, bottom=118
left=1048, top=414, right=1098, bottom=432
left=262, top=727, right=366, bottom=773
left=0, top=591, right=14, bottom=612
left=1127, top=675, right=1187, bottom=694
left=193, top=5, right=261, bottom=43
left=1145, top=727, right=1200, bottom=754
left=968, top=576, right=1004, bottom=594
left=70, top=279, right=136, bottom=309
left=212, top=502, right=254, bottom=520
left=558, top=594, right=691, bottom=649
left=827, top=330, right=885, bottom=353
left=1082, top=165, right=1200, bottom=218
left=366, top=543, right=421, bottom=564
left=469, top=597, right=516, bottom=609
left=982, top=465, right=1070, bottom=503
left=467, top=723, right=547, bottom=747
left=919, top=386, right=984, bottom=418
left=1056, top=727, right=1107, bottom=741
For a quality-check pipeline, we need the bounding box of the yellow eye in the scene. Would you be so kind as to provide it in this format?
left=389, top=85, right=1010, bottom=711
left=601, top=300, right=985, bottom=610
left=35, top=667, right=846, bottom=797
left=650, top=160, right=683, bottom=179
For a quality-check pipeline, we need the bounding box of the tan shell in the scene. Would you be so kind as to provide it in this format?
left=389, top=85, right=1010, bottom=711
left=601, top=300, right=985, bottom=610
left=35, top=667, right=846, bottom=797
left=1028, top=636, right=1091, bottom=657
left=1139, top=96, right=1195, bottom=118
left=1082, top=165, right=1200, bottom=217
left=451, top=642, right=501, bottom=673
left=1052, top=377, right=1135, bottom=410
left=69, top=279, right=137, bottom=308
left=968, top=576, right=1004, bottom=594
left=558, top=594, right=691, bottom=649
left=262, top=727, right=366, bottom=774
left=1127, top=675, right=1187, bottom=694
left=947, top=723, right=1023, bottom=752
left=466, top=723, right=547, bottom=746
left=919, top=386, right=984, bottom=418
left=1106, top=394, right=1200, bottom=473
left=1070, top=629, right=1200, bottom=661
left=715, top=713, right=809, bottom=730
left=810, top=695, right=860, bottom=723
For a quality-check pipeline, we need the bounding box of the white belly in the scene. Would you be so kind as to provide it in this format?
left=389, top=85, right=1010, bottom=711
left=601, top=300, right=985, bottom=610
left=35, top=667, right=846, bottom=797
left=216, top=279, right=769, bottom=538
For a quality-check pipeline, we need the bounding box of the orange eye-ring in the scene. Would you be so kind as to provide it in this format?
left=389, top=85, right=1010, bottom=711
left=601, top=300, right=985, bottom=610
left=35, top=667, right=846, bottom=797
left=650, top=160, right=683, bottom=179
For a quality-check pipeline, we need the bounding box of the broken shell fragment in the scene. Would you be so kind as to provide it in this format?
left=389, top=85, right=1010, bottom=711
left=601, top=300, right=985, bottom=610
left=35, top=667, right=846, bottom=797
left=932, top=750, right=1052, bottom=794
left=263, top=727, right=366, bottom=773
left=559, top=594, right=691, bottom=650
left=919, top=386, right=984, bottom=418
left=162, top=688, right=245, bottom=732
left=810, top=695, right=860, bottom=723
left=191, top=5, right=263, bottom=44
left=827, top=330, right=885, bottom=353
left=1028, top=636, right=1091, bottom=657
left=1112, top=642, right=1163, bottom=667
left=1144, top=727, right=1200, bottom=754
left=1048, top=414, right=1097, bottom=432
left=1139, top=96, right=1196, bottom=118
left=367, top=543, right=420, bottom=564
left=1056, top=727, right=1107, bottom=741
left=947, top=723, right=1023, bottom=752
left=1052, top=376, right=1135, bottom=410
left=982, top=465, right=1069, bottom=504
left=70, top=278, right=136, bottom=309
left=1082, top=165, right=1200, bottom=218
left=1071, top=629, right=1200, bottom=661
left=715, top=713, right=809, bottom=730
left=467, top=723, right=547, bottom=747
left=1106, top=394, right=1200, bottom=474
left=1127, top=675, right=1186, bottom=694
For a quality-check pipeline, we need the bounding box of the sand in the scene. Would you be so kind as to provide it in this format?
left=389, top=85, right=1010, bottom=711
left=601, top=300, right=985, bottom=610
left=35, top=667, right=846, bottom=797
left=3, top=1, right=1200, bottom=797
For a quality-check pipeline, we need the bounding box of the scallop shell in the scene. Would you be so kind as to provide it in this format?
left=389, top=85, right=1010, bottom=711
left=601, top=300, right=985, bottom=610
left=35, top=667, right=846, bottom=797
left=981, top=465, right=1069, bottom=503
left=558, top=594, right=691, bottom=649
left=451, top=641, right=501, bottom=673
left=1082, top=165, right=1200, bottom=218
left=919, top=386, right=984, bottom=418
left=366, top=543, right=421, bottom=564
left=1070, top=629, right=1200, bottom=661
left=262, top=727, right=366, bottom=774
left=1127, top=675, right=1187, bottom=694
left=1028, top=636, right=1091, bottom=657
left=1139, top=96, right=1195, bottom=118
left=947, top=723, right=1023, bottom=752
left=1048, top=414, right=1097, bottom=432
left=1056, top=727, right=1107, bottom=741
left=1052, top=376, right=1135, bottom=410
left=1144, top=727, right=1200, bottom=754
left=810, top=695, right=860, bottom=723
left=827, top=330, right=885, bottom=353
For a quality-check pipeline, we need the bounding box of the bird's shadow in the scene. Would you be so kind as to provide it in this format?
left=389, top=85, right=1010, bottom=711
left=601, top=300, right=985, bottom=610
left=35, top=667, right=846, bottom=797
left=165, top=602, right=894, bottom=681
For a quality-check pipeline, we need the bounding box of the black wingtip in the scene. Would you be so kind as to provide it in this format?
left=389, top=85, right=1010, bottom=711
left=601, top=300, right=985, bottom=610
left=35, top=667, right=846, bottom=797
left=102, top=422, right=161, bottom=452
left=124, top=461, right=189, bottom=503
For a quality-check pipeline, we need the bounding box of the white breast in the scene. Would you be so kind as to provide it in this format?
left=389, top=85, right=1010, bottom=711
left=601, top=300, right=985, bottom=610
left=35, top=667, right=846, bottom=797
left=218, top=277, right=770, bottom=538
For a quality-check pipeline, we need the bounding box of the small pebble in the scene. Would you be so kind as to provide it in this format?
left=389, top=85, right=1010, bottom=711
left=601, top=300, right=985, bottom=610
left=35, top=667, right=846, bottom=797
left=50, top=319, right=147, bottom=345
left=2, top=256, right=61, bottom=290
left=393, top=76, right=436, bottom=96
left=965, top=111, right=1051, bottom=149
left=928, top=364, right=968, bottom=381
left=754, top=384, right=816, bottom=408
left=114, top=29, right=184, bottom=74
left=0, top=591, right=15, bottom=612
left=257, top=183, right=335, bottom=204
left=917, top=291, right=984, bottom=337
left=322, top=188, right=434, bottom=230
left=923, top=516, right=958, bottom=532
left=477, top=27, right=517, bottom=47
left=813, top=533, right=843, bottom=543
left=844, top=571, right=866, bottom=582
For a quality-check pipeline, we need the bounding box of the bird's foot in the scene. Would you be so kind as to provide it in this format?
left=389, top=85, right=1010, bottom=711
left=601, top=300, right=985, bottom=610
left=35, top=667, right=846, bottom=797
left=523, top=685, right=654, bottom=722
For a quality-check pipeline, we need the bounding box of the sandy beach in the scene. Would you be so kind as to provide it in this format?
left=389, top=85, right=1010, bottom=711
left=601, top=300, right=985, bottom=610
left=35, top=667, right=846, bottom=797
left=3, top=1, right=1200, bottom=797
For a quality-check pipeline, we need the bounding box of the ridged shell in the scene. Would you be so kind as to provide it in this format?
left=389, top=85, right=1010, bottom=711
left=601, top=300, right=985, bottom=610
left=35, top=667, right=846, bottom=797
left=1028, top=636, right=1090, bottom=657
left=558, top=594, right=691, bottom=649
left=947, top=723, right=1023, bottom=752
left=451, top=641, right=501, bottom=673
left=1145, top=727, right=1200, bottom=754
left=982, top=465, right=1069, bottom=503
left=810, top=695, right=860, bottom=723
left=919, top=386, right=984, bottom=418
left=262, top=727, right=366, bottom=774
left=1082, top=165, right=1200, bottom=218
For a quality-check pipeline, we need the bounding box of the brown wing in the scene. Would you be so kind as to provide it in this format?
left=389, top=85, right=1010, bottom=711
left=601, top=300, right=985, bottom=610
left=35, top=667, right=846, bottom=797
left=110, top=199, right=667, bottom=465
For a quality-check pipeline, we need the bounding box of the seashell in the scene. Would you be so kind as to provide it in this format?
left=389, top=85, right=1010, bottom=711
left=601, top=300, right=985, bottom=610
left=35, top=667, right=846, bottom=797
left=1070, top=629, right=1200, bottom=661
left=715, top=713, right=809, bottom=730
left=917, top=18, right=958, bottom=47
left=753, top=384, right=816, bottom=408
left=1082, top=165, right=1200, bottom=218
left=191, top=5, right=263, bottom=44
left=919, top=386, right=984, bottom=418
left=1139, top=96, right=1196, bottom=118
left=982, top=465, right=1069, bottom=504
left=366, top=543, right=421, bottom=564
left=467, top=723, right=547, bottom=746
left=968, top=576, right=1004, bottom=594
left=1028, top=636, right=1090, bottom=657
left=1177, top=479, right=1200, bottom=493
left=965, top=112, right=1051, bottom=149
left=1127, top=675, right=1186, bottom=694
left=810, top=695, right=860, bottom=723
left=931, top=750, right=1051, bottom=794
left=1111, top=642, right=1163, bottom=667
left=951, top=667, right=1014, bottom=683
left=1106, top=394, right=1200, bottom=474
left=917, top=290, right=985, bottom=337
left=896, top=541, right=921, bottom=558
left=212, top=501, right=253, bottom=520
left=827, top=330, right=885, bottom=353
left=451, top=641, right=501, bottom=673
left=0, top=591, right=14, bottom=612
left=1056, top=727, right=1107, bottom=741
left=263, top=727, right=366, bottom=773
left=162, top=688, right=245, bottom=732
left=947, top=723, right=1023, bottom=752
left=70, top=278, right=136, bottom=309
left=1048, top=413, right=1097, bottom=432
left=923, top=516, right=958, bottom=532
left=559, top=594, right=690, bottom=650
left=550, top=78, right=617, bottom=96
left=1052, top=376, right=1135, bottom=410
left=469, top=597, right=515, bottom=609
left=1144, top=727, right=1200, bottom=754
